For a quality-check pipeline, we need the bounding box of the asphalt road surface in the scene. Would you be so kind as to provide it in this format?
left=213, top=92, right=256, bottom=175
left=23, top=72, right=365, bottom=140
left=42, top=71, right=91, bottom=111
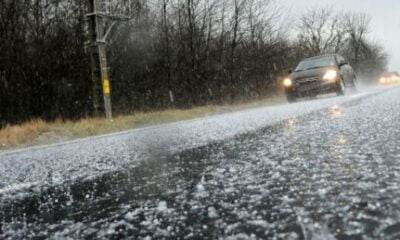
left=1, top=86, right=400, bottom=239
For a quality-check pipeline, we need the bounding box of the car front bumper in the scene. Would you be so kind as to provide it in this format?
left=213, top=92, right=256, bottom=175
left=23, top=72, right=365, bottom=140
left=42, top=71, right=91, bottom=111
left=285, top=78, right=338, bottom=96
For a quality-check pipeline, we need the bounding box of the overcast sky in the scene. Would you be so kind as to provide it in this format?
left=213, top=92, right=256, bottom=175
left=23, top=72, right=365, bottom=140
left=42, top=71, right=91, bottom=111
left=280, top=0, right=400, bottom=71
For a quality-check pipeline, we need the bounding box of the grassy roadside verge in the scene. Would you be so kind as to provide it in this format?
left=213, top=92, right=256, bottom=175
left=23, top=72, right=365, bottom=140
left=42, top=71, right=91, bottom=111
left=0, top=93, right=285, bottom=151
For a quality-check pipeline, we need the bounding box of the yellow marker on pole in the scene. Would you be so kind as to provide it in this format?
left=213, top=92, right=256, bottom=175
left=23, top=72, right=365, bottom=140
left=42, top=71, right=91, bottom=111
left=103, top=80, right=110, bottom=95
left=102, top=71, right=112, bottom=118
left=103, top=72, right=110, bottom=95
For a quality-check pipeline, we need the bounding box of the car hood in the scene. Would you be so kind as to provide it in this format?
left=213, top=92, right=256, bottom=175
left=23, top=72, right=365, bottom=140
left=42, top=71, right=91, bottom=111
left=291, top=67, right=337, bottom=80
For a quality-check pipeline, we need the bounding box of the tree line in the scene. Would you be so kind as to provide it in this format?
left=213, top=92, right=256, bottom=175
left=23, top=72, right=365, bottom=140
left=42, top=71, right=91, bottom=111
left=0, top=0, right=388, bottom=126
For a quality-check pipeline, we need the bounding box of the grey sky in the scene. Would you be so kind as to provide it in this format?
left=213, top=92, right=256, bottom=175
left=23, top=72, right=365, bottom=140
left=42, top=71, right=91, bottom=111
left=281, top=0, right=400, bottom=71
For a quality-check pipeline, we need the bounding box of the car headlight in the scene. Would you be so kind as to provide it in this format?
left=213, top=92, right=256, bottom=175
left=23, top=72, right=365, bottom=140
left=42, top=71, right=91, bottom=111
left=323, top=70, right=338, bottom=81
left=380, top=77, right=386, bottom=84
left=283, top=78, right=293, bottom=88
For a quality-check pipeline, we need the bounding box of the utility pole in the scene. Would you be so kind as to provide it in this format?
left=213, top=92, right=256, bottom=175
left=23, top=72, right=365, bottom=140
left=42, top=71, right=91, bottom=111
left=86, top=0, right=128, bottom=119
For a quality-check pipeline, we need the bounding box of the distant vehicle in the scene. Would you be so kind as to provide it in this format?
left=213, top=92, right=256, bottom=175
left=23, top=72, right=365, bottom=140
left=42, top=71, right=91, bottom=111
left=379, top=72, right=400, bottom=85
left=282, top=54, right=357, bottom=103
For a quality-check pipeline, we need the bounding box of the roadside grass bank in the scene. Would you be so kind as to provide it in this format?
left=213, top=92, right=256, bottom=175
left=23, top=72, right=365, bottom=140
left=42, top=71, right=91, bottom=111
left=0, top=93, right=285, bottom=151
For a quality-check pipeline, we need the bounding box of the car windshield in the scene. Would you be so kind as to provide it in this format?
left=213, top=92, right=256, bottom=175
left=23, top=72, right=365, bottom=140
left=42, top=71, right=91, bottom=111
left=295, top=56, right=336, bottom=72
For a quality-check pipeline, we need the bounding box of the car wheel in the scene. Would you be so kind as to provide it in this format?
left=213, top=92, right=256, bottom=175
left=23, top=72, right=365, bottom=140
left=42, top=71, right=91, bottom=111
left=286, top=92, right=298, bottom=103
left=336, top=78, right=345, bottom=96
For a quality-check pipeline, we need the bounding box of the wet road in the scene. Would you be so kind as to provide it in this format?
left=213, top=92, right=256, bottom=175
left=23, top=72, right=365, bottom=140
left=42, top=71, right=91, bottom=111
left=1, top=86, right=400, bottom=239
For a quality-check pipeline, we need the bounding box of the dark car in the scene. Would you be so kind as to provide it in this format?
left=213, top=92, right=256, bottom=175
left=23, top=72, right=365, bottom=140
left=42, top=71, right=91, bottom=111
left=282, top=54, right=357, bottom=102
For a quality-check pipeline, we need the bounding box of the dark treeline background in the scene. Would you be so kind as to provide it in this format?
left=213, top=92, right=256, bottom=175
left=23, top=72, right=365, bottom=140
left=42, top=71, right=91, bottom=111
left=0, top=0, right=388, bottom=126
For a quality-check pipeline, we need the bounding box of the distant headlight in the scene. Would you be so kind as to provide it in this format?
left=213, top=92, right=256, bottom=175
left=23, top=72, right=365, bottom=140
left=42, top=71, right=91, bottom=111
left=283, top=78, right=293, bottom=88
left=323, top=70, right=338, bottom=81
left=380, top=77, right=386, bottom=84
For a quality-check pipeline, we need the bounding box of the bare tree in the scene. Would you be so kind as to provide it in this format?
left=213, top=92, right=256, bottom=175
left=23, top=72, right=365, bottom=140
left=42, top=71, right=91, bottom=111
left=298, top=8, right=346, bottom=56
left=343, top=13, right=371, bottom=70
left=161, top=0, right=174, bottom=104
